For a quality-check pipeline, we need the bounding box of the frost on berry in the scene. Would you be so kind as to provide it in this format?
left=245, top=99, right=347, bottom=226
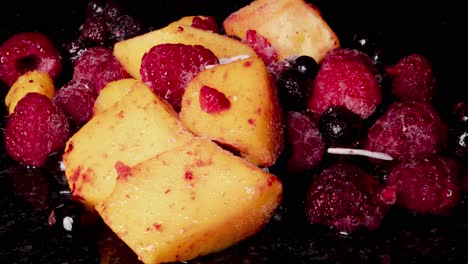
left=140, top=43, right=219, bottom=112
left=364, top=101, right=447, bottom=162
left=385, top=53, right=436, bottom=102
left=305, top=160, right=395, bottom=233
left=199, top=86, right=231, bottom=113
left=53, top=79, right=97, bottom=127
left=4, top=93, right=70, bottom=167
left=387, top=155, right=462, bottom=215
left=285, top=111, right=325, bottom=174
left=307, top=49, right=382, bottom=119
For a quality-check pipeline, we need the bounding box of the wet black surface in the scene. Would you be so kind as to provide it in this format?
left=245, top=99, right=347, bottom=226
left=1, top=0, right=468, bottom=263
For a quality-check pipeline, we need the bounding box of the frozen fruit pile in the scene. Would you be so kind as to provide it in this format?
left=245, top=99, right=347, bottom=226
left=0, top=0, right=467, bottom=262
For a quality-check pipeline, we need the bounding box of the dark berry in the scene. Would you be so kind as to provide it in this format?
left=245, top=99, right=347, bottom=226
left=447, top=101, right=468, bottom=159
left=48, top=199, right=85, bottom=234
left=4, top=93, right=70, bottom=167
left=385, top=53, right=436, bottom=102
left=387, top=155, right=462, bottom=215
left=79, top=14, right=109, bottom=45
left=276, top=69, right=310, bottom=111
left=318, top=105, right=366, bottom=148
left=53, top=79, right=97, bottom=127
left=290, top=55, right=318, bottom=79
left=364, top=101, right=447, bottom=162
left=0, top=32, right=62, bottom=86
left=107, top=14, right=145, bottom=43
left=285, top=111, right=325, bottom=174
left=140, top=43, right=219, bottom=112
left=61, top=38, right=90, bottom=63
left=243, top=29, right=278, bottom=66
left=7, top=164, right=49, bottom=210
left=308, top=48, right=382, bottom=119
left=348, top=31, right=386, bottom=69
left=305, top=160, right=396, bottom=233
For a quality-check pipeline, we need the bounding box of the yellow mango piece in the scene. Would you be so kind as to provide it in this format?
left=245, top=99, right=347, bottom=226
left=223, top=0, right=340, bottom=62
left=93, top=78, right=144, bottom=115
left=113, top=23, right=258, bottom=79
left=180, top=57, right=284, bottom=166
left=5, top=70, right=55, bottom=114
left=63, top=84, right=194, bottom=207
left=96, top=138, right=282, bottom=264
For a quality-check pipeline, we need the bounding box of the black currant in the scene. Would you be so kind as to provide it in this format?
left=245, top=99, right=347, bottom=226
left=318, top=105, right=366, bottom=148
left=276, top=69, right=310, bottom=111
left=291, top=55, right=319, bottom=79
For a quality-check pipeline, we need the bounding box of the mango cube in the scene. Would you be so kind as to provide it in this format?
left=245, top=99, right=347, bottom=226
left=96, top=138, right=282, bottom=264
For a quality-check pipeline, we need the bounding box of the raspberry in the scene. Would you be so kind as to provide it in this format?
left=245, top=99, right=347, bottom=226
left=385, top=53, right=435, bottom=102
left=364, top=101, right=447, bottom=162
left=72, top=46, right=113, bottom=81
left=386, top=155, right=462, bottom=215
left=199, top=86, right=231, bottom=113
left=243, top=29, right=278, bottom=66
left=304, top=160, right=396, bottom=233
left=79, top=13, right=109, bottom=45
left=285, top=111, right=325, bottom=174
left=0, top=32, right=62, bottom=86
left=140, top=43, right=219, bottom=112
left=4, top=93, right=70, bottom=167
left=191, top=16, right=220, bottom=33
left=53, top=79, right=97, bottom=126
left=325, top=48, right=382, bottom=83
left=72, top=46, right=129, bottom=93
left=307, top=48, right=382, bottom=119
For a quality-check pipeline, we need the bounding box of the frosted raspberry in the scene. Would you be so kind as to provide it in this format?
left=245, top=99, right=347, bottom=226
left=307, top=49, right=382, bottom=119
left=364, top=101, right=447, bottom=162
left=191, top=16, right=220, bottom=33
left=72, top=46, right=113, bottom=81
left=140, top=43, right=219, bottom=112
left=385, top=53, right=435, bottom=102
left=387, top=155, right=462, bottom=215
left=285, top=111, right=325, bottom=174
left=53, top=79, right=97, bottom=126
left=72, top=46, right=129, bottom=93
left=243, top=29, right=278, bottom=66
left=0, top=32, right=62, bottom=86
left=80, top=13, right=109, bottom=45
left=4, top=93, right=70, bottom=167
left=305, top=161, right=396, bottom=233
left=107, top=14, right=145, bottom=43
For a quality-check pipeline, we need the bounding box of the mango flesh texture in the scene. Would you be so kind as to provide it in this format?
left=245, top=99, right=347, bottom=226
left=113, top=22, right=258, bottom=80
left=93, top=78, right=142, bottom=115
left=180, top=56, right=284, bottom=167
left=5, top=70, right=55, bottom=114
left=96, top=138, right=283, bottom=264
left=223, top=0, right=340, bottom=62
left=63, top=84, right=194, bottom=208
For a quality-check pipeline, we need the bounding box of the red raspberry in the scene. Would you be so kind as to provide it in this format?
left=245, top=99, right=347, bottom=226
left=53, top=79, right=97, bottom=126
left=364, top=101, right=447, bottom=162
left=72, top=46, right=113, bottom=81
left=285, top=111, right=325, bottom=174
left=243, top=29, right=278, bottom=66
left=305, top=160, right=396, bottom=233
left=386, top=155, right=462, bottom=215
left=140, top=43, right=219, bottom=112
left=4, top=93, right=70, bottom=167
left=385, top=53, right=435, bottom=102
left=72, top=46, right=129, bottom=93
left=191, top=16, right=220, bottom=33
left=307, top=48, right=382, bottom=119
left=0, top=32, right=62, bottom=86
left=199, top=86, right=231, bottom=113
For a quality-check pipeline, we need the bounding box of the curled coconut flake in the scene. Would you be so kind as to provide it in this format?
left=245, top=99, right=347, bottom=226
left=327, top=147, right=393, bottom=161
